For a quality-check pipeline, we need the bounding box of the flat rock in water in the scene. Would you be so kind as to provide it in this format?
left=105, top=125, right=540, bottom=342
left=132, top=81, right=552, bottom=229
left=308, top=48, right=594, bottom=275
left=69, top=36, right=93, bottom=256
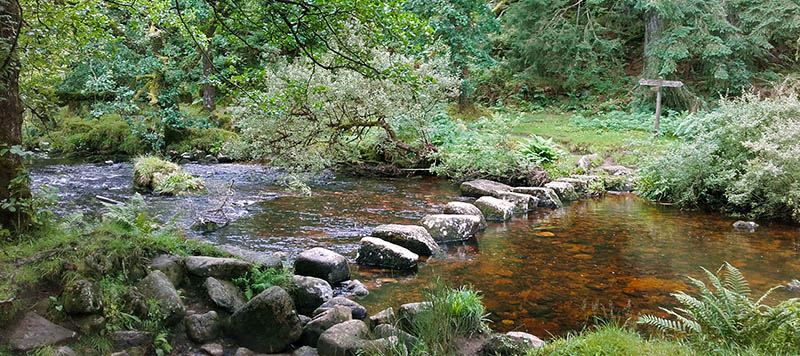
left=733, top=220, right=759, bottom=231
left=420, top=214, right=482, bottom=242
left=556, top=177, right=588, bottom=195
left=184, top=256, right=252, bottom=280
left=511, top=187, right=563, bottom=209
left=205, top=277, right=246, bottom=312
left=495, top=191, right=536, bottom=212
left=460, top=179, right=512, bottom=198
left=544, top=181, right=579, bottom=201
left=474, top=196, right=515, bottom=221
left=8, top=312, right=76, bottom=351
left=219, top=244, right=283, bottom=269
left=371, top=224, right=440, bottom=256
left=356, top=237, right=419, bottom=270
left=294, top=248, right=351, bottom=285
left=443, top=201, right=488, bottom=229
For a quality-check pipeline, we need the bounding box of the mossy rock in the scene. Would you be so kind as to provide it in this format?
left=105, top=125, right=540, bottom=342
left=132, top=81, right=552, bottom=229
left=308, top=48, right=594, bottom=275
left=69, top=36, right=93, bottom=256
left=133, top=156, right=205, bottom=195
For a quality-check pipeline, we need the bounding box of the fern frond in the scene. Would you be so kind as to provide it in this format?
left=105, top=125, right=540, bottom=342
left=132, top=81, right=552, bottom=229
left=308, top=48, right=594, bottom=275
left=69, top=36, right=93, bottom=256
left=722, top=262, right=751, bottom=297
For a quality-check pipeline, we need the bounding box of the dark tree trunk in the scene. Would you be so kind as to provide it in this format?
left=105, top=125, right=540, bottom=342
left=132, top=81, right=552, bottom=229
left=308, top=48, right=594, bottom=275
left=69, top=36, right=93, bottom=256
left=201, top=24, right=216, bottom=111
left=644, top=11, right=661, bottom=74
left=0, top=0, right=29, bottom=229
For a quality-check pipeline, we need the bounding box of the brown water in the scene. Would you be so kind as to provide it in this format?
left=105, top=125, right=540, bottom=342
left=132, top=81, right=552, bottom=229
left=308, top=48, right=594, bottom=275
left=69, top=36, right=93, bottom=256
left=30, top=163, right=800, bottom=337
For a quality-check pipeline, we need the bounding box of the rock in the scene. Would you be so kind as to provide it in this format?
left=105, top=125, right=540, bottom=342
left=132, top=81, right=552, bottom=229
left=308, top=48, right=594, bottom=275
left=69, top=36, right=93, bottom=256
left=292, top=275, right=334, bottom=316
left=787, top=279, right=800, bottom=292
left=299, top=314, right=313, bottom=326
left=201, top=343, right=224, bottom=356
left=205, top=277, right=247, bottom=313
left=398, top=302, right=431, bottom=331
left=137, top=270, right=186, bottom=324
left=110, top=352, right=130, bottom=356
left=479, top=333, right=541, bottom=355
left=54, top=346, right=77, bottom=356
left=72, top=314, right=106, bottom=334
left=111, top=330, right=153, bottom=351
left=733, top=221, right=759, bottom=231
left=474, top=196, right=515, bottom=221
left=294, top=346, right=320, bottom=356
left=577, top=153, right=599, bottom=173
left=218, top=244, right=283, bottom=270
left=460, top=179, right=513, bottom=198
left=511, top=187, right=563, bottom=209
left=496, top=191, right=536, bottom=213
left=371, top=224, right=440, bottom=256
left=544, top=181, right=579, bottom=201
left=229, top=286, right=302, bottom=353
left=150, top=255, right=185, bottom=287
left=217, top=155, right=234, bottom=163
left=368, top=307, right=396, bottom=327
left=356, top=237, right=419, bottom=270
left=234, top=347, right=256, bottom=356
left=420, top=214, right=483, bottom=242
left=185, top=256, right=252, bottom=280
left=294, top=248, right=351, bottom=285
left=185, top=311, right=221, bottom=344
left=7, top=312, right=76, bottom=351
left=340, top=280, right=369, bottom=298
left=570, top=174, right=604, bottom=186
left=316, top=320, right=369, bottom=356
left=599, top=164, right=633, bottom=176
left=556, top=178, right=588, bottom=195
left=62, top=279, right=104, bottom=315
left=443, top=202, right=488, bottom=229
left=374, top=324, right=418, bottom=349
left=314, top=297, right=367, bottom=320
left=361, top=336, right=407, bottom=356
left=506, top=331, right=545, bottom=348
left=301, top=305, right=352, bottom=346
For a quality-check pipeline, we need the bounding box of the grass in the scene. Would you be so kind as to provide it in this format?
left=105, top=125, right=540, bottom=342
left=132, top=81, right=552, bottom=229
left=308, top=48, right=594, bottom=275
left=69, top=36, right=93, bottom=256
left=133, top=156, right=205, bottom=195
left=529, top=323, right=696, bottom=356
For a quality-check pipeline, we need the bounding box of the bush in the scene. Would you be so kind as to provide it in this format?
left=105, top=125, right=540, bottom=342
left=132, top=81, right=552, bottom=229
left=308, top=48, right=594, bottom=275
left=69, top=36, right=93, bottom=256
left=638, top=94, right=800, bottom=222
left=232, top=267, right=295, bottom=300
left=133, top=156, right=204, bottom=195
left=44, top=115, right=146, bottom=156
left=166, top=127, right=239, bottom=155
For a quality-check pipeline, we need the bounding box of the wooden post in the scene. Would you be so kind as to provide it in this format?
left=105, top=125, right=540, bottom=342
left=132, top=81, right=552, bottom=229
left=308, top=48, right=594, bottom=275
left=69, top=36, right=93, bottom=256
left=639, top=78, right=683, bottom=134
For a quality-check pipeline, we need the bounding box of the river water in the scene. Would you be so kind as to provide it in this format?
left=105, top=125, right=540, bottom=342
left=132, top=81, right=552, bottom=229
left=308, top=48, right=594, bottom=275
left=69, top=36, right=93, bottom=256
left=31, top=161, right=800, bottom=337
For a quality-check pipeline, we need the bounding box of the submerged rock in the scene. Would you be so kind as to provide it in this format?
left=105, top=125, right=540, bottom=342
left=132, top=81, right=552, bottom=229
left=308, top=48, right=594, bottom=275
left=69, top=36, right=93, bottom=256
left=294, top=248, right=351, bottom=285
left=733, top=220, right=759, bottom=231
left=544, top=181, right=579, bottom=201
left=460, top=179, right=513, bottom=198
left=8, top=312, right=76, bottom=351
left=185, top=256, right=252, bottom=280
left=420, top=214, right=483, bottom=242
left=371, top=224, right=440, bottom=256
left=229, top=286, right=302, bottom=353
left=511, top=187, right=563, bottom=209
left=474, top=196, right=515, bottom=221
left=443, top=201, right=488, bottom=229
left=356, top=237, right=419, bottom=270
left=292, top=275, right=334, bottom=316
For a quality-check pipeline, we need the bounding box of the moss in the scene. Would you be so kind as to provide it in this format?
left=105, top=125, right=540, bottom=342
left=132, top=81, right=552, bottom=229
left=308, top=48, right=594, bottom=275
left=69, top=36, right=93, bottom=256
left=43, top=115, right=146, bottom=157
left=133, top=156, right=204, bottom=195
left=165, top=127, right=239, bottom=155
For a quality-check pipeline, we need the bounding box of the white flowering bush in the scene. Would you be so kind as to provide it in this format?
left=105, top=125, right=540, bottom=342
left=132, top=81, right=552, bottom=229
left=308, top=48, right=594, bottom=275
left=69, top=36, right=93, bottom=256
left=639, top=94, right=800, bottom=222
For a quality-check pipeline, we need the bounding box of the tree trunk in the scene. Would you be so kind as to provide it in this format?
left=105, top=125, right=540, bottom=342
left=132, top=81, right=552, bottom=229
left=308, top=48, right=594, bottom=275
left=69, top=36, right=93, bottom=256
left=457, top=66, right=472, bottom=112
left=0, top=0, right=29, bottom=230
left=201, top=24, right=216, bottom=111
left=643, top=11, right=661, bottom=75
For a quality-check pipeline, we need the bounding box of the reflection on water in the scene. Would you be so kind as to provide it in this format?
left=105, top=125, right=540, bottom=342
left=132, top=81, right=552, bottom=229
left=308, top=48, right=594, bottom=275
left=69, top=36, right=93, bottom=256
left=31, top=162, right=800, bottom=336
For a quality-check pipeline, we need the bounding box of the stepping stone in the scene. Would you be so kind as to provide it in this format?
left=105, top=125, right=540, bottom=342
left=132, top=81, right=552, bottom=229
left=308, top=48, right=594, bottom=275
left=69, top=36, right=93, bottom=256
left=371, top=224, right=440, bottom=256
left=8, top=312, right=76, bottom=351
left=544, top=181, right=579, bottom=201
left=496, top=191, right=537, bottom=212
left=443, top=202, right=487, bottom=229
left=420, top=214, right=483, bottom=242
left=460, top=179, right=512, bottom=198
left=512, top=187, right=563, bottom=208
left=474, top=196, right=514, bottom=221
left=356, top=237, right=419, bottom=270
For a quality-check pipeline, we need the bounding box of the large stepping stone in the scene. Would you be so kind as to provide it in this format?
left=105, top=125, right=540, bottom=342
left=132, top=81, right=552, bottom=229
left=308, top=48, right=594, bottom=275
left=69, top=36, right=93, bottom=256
left=294, top=248, right=351, bottom=285
left=496, top=191, right=537, bottom=212
left=443, top=202, right=487, bottom=229
left=474, top=196, right=514, bottom=221
left=292, top=275, right=334, bottom=316
left=544, top=181, right=579, bottom=201
left=205, top=277, right=246, bottom=312
left=137, top=270, right=186, bottom=324
left=229, top=286, right=302, bottom=353
left=356, top=237, right=419, bottom=270
left=460, top=179, right=512, bottom=198
left=371, top=224, right=439, bottom=256
left=420, top=214, right=482, bottom=242
left=511, top=187, right=563, bottom=209
left=185, top=256, right=252, bottom=280
left=316, top=320, right=369, bottom=356
left=8, top=312, right=76, bottom=351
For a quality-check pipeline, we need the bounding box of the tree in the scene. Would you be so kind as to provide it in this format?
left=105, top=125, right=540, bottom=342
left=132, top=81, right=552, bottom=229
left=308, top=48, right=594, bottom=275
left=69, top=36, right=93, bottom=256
left=0, top=0, right=28, bottom=230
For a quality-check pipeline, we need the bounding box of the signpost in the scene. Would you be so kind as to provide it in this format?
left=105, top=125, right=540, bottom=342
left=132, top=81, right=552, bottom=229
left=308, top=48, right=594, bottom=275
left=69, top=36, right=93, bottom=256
left=639, top=78, right=683, bottom=134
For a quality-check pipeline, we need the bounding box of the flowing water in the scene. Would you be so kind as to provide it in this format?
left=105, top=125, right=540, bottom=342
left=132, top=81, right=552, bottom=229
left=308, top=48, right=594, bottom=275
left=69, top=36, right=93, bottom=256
left=31, top=161, right=800, bottom=337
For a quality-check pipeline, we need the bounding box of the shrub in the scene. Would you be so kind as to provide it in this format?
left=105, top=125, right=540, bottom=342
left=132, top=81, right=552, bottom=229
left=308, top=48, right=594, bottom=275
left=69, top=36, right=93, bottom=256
left=408, top=283, right=489, bottom=355
left=166, top=127, right=239, bottom=155
left=232, top=267, right=295, bottom=300
left=638, top=263, right=800, bottom=354
left=638, top=94, right=800, bottom=222
left=529, top=323, right=695, bottom=356
left=133, top=156, right=205, bottom=195
left=44, top=115, right=146, bottom=156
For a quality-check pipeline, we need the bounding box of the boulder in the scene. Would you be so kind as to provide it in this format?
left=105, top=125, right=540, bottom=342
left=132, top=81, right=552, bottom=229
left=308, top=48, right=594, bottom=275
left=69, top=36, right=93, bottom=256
left=479, top=333, right=540, bottom=355
left=294, top=346, right=320, bottom=356
left=205, top=277, right=247, bottom=313
left=150, top=255, right=185, bottom=287
left=460, top=179, right=512, bottom=198
left=234, top=347, right=257, bottom=356
left=229, top=286, right=302, bottom=353
left=185, top=256, right=252, bottom=280
left=371, top=224, right=440, bottom=256
left=420, top=214, right=483, bottom=242
left=786, top=279, right=800, bottom=292
left=340, top=280, right=369, bottom=298
left=506, top=331, right=545, bottom=348
left=292, top=275, right=334, bottom=315
left=443, top=202, right=487, bottom=229
left=137, top=270, right=186, bottom=324
left=7, top=312, right=76, bottom=351
left=373, top=324, right=418, bottom=349
left=556, top=178, right=588, bottom=195
left=733, top=221, right=759, bottom=231
left=185, top=311, right=220, bottom=344
left=368, top=307, right=396, bottom=327
left=398, top=302, right=431, bottom=331
left=474, top=196, right=515, bottom=221
left=313, top=297, right=367, bottom=320
left=360, top=336, right=407, bottom=356
left=218, top=244, right=283, bottom=270
left=356, top=237, right=419, bottom=270
left=111, top=330, right=153, bottom=351
left=294, top=248, right=351, bottom=285
left=511, top=187, right=562, bottom=209
left=496, top=191, right=536, bottom=213
left=316, top=320, right=369, bottom=356
left=301, top=305, right=352, bottom=346
left=201, top=343, right=224, bottom=356
left=599, top=165, right=633, bottom=176
left=544, top=181, right=578, bottom=201
left=72, top=314, right=106, bottom=334
left=577, top=153, right=599, bottom=172
left=62, top=279, right=104, bottom=315
left=54, top=346, right=77, bottom=356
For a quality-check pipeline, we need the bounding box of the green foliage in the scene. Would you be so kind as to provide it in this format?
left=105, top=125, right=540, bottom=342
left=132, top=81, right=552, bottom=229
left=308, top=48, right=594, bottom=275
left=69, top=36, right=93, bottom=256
left=517, top=135, right=562, bottom=165
left=638, top=263, right=800, bottom=354
left=41, top=115, right=146, bottom=156
left=133, top=156, right=205, bottom=195
left=638, top=94, right=800, bottom=222
left=528, top=323, right=696, bottom=356
left=233, top=266, right=295, bottom=300
left=166, top=127, right=238, bottom=155
left=570, top=110, right=690, bottom=135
